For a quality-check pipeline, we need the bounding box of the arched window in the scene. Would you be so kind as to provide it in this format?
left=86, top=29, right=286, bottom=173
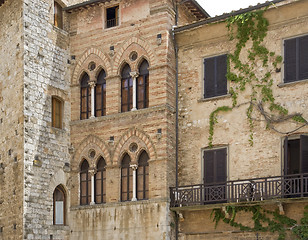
left=80, top=73, right=91, bottom=120
left=54, top=1, right=63, bottom=29
left=137, top=151, right=149, bottom=200
left=95, top=157, right=106, bottom=204
left=53, top=185, right=66, bottom=225
left=137, top=60, right=149, bottom=109
left=95, top=70, right=106, bottom=117
left=80, top=160, right=91, bottom=205
left=121, top=154, right=132, bottom=201
left=121, top=64, right=133, bottom=112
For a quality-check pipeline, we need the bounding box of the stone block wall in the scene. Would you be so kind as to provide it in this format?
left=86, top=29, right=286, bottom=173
left=0, top=0, right=24, bottom=239
left=23, top=0, right=71, bottom=239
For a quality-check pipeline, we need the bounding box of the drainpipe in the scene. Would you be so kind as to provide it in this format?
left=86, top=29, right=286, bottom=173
left=173, top=1, right=179, bottom=240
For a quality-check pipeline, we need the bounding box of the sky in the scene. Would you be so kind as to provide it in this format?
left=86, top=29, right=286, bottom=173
left=196, top=0, right=268, bottom=17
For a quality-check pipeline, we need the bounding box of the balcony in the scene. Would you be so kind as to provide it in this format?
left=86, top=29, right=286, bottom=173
left=106, top=18, right=118, bottom=28
left=170, top=173, right=308, bottom=207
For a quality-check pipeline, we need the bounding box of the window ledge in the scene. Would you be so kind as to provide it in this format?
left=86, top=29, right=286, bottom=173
left=49, top=225, right=70, bottom=231
left=198, top=93, right=231, bottom=103
left=278, top=79, right=308, bottom=88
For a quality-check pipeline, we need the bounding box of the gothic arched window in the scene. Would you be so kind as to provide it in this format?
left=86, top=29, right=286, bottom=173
left=53, top=185, right=66, bottom=225
left=80, top=73, right=91, bottom=120
left=121, top=154, right=132, bottom=201
left=95, top=157, right=106, bottom=204
left=121, top=64, right=133, bottom=112
left=137, top=151, right=149, bottom=200
left=80, top=159, right=91, bottom=205
left=137, top=60, right=149, bottom=109
left=95, top=70, right=106, bottom=117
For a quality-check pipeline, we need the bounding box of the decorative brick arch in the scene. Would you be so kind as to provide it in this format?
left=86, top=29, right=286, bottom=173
left=73, top=135, right=111, bottom=169
left=72, top=47, right=112, bottom=85
left=113, top=36, right=156, bottom=75
left=113, top=128, right=156, bottom=166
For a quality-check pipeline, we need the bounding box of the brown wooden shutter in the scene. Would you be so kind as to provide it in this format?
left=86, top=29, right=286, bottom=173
left=204, top=150, right=214, bottom=184
left=284, top=38, right=297, bottom=83
left=216, top=55, right=227, bottom=97
left=300, top=135, right=308, bottom=173
left=299, top=35, right=308, bottom=81
left=284, top=137, right=289, bottom=175
left=216, top=148, right=227, bottom=183
left=204, top=58, right=215, bottom=98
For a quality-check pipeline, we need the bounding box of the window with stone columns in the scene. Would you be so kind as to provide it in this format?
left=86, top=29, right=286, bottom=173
left=53, top=185, right=66, bottom=225
left=137, top=151, right=149, bottom=200
left=137, top=60, right=149, bottom=109
left=80, top=159, right=91, bottom=205
left=121, top=64, right=133, bottom=112
left=54, top=1, right=63, bottom=29
left=80, top=73, right=91, bottom=120
left=121, top=154, right=133, bottom=201
left=95, top=69, right=106, bottom=117
left=95, top=157, right=106, bottom=204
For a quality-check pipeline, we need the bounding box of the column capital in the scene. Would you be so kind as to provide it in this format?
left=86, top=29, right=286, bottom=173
left=130, top=71, right=139, bottom=78
left=88, top=81, right=96, bottom=88
left=88, top=169, right=96, bottom=176
left=130, top=164, right=138, bottom=171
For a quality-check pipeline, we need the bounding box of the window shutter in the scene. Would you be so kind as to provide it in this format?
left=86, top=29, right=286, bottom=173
left=283, top=137, right=289, bottom=175
left=216, top=148, right=227, bottom=183
left=204, top=150, right=214, bottom=184
left=204, top=58, right=215, bottom=98
left=299, top=35, right=308, bottom=81
left=300, top=135, right=308, bottom=173
left=216, top=55, right=227, bottom=97
left=284, top=38, right=297, bottom=83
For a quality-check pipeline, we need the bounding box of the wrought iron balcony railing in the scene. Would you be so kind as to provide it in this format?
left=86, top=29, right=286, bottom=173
left=106, top=18, right=118, bottom=28
left=170, top=173, right=308, bottom=207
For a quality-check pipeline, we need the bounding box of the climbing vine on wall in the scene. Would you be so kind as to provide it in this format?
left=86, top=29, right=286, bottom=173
left=211, top=205, right=308, bottom=240
left=208, top=9, right=307, bottom=147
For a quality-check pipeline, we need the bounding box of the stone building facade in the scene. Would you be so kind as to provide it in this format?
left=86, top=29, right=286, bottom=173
left=0, top=0, right=208, bottom=239
left=172, top=0, right=308, bottom=239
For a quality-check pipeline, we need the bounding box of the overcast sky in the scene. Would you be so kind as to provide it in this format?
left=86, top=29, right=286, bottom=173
left=196, top=0, right=268, bottom=17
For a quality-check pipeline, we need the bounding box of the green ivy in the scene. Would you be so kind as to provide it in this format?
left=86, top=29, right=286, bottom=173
left=211, top=205, right=308, bottom=240
left=208, top=9, right=307, bottom=147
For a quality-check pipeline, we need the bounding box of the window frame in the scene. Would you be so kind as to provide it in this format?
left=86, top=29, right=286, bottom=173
left=95, top=157, right=106, bottom=204
left=136, top=151, right=149, bottom=200
left=80, top=73, right=91, bottom=120
left=283, top=34, right=308, bottom=84
left=137, top=60, right=149, bottom=110
left=51, top=96, right=63, bottom=129
left=95, top=69, right=107, bottom=117
left=53, top=185, right=66, bottom=225
left=54, top=1, right=63, bottom=29
left=121, top=64, right=133, bottom=112
left=121, top=153, right=133, bottom=202
left=105, top=5, right=119, bottom=29
left=202, top=53, right=228, bottom=99
left=80, top=160, right=91, bottom=205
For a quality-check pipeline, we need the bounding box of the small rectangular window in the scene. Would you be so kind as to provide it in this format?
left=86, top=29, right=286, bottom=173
left=284, top=35, right=308, bottom=83
left=54, top=2, right=63, bottom=29
left=203, top=54, right=227, bottom=98
left=52, top=97, right=63, bottom=129
left=106, top=6, right=119, bottom=28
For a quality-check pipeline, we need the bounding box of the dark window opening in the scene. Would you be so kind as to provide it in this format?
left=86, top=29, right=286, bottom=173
left=121, top=154, right=132, bottom=201
left=203, top=54, right=227, bottom=98
left=80, top=160, right=91, bottom=205
left=106, top=6, right=119, bottom=28
left=137, top=151, right=149, bottom=200
left=121, top=64, right=133, bottom=112
left=95, top=157, right=106, bottom=204
left=137, top=60, right=149, bottom=109
left=80, top=73, right=90, bottom=120
left=95, top=70, right=106, bottom=117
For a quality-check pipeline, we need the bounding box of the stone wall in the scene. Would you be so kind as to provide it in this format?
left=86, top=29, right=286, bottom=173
left=0, top=0, right=24, bottom=239
left=23, top=0, right=71, bottom=239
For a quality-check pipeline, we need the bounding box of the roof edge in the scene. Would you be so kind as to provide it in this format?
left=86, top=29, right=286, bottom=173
left=64, top=0, right=110, bottom=11
left=174, top=0, right=286, bottom=33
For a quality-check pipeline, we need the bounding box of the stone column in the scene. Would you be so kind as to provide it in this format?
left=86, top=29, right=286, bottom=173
left=89, top=169, right=96, bottom=205
left=89, top=81, right=96, bottom=118
left=130, top=72, right=139, bottom=111
left=130, top=164, right=138, bottom=201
